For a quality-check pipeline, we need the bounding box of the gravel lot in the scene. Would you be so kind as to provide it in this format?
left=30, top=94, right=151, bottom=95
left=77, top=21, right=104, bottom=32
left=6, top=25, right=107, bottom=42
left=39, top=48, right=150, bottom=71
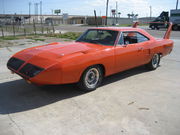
left=0, top=26, right=180, bottom=135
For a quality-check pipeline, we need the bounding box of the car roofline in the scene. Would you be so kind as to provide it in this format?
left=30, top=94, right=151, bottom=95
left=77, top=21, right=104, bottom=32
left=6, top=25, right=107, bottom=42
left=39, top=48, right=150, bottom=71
left=87, top=27, right=155, bottom=40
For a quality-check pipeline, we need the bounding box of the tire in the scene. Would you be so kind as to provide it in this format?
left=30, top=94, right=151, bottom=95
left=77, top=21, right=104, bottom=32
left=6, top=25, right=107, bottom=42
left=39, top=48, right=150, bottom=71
left=156, top=27, right=159, bottom=30
left=151, top=25, right=155, bottom=30
left=146, top=54, right=160, bottom=70
left=77, top=65, right=103, bottom=91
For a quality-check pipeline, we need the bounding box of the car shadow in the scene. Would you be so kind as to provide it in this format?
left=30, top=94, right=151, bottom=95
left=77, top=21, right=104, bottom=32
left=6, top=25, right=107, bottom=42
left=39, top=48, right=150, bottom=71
left=102, top=66, right=149, bottom=85
left=0, top=66, right=149, bottom=114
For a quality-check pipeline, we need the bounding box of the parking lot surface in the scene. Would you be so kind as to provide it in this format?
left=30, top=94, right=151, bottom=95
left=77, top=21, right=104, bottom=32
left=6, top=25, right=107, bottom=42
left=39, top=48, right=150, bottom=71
left=0, top=28, right=180, bottom=135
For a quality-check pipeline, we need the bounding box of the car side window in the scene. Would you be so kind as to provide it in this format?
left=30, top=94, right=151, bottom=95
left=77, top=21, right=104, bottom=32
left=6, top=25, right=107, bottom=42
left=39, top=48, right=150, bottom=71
left=136, top=33, right=149, bottom=43
left=118, top=33, right=124, bottom=45
left=118, top=32, right=149, bottom=45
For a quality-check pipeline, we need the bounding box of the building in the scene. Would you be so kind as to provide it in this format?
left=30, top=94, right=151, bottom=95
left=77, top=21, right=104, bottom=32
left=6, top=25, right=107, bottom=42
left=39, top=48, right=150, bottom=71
left=0, top=14, right=155, bottom=26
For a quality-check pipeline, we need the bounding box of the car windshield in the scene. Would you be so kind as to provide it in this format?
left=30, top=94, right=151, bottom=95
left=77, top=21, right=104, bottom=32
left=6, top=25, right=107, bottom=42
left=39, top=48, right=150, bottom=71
left=76, top=29, right=118, bottom=46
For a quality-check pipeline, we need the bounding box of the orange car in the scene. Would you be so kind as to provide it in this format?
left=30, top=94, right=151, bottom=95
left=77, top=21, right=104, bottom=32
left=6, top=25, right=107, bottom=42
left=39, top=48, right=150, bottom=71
left=7, top=23, right=173, bottom=91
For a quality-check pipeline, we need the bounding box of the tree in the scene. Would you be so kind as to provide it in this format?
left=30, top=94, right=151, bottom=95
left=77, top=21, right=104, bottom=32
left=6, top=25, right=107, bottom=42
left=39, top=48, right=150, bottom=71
left=127, top=14, right=131, bottom=18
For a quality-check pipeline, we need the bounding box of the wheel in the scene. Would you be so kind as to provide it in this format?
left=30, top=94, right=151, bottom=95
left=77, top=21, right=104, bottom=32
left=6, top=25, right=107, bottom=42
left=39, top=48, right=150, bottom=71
left=77, top=66, right=103, bottom=91
left=172, top=25, right=179, bottom=31
left=151, top=25, right=155, bottom=30
left=146, top=54, right=160, bottom=70
left=156, top=27, right=159, bottom=30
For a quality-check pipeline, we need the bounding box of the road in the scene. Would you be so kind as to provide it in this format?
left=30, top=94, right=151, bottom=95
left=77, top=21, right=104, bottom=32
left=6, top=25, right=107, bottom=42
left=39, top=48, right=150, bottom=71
left=0, top=28, right=180, bottom=135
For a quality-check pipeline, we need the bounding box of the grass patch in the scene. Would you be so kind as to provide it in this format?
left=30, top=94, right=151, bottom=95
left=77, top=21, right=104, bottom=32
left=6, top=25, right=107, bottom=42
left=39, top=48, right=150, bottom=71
left=0, top=36, right=18, bottom=40
left=0, top=32, right=82, bottom=41
left=46, top=32, right=82, bottom=40
left=33, top=38, right=45, bottom=41
left=117, top=24, right=132, bottom=27
left=59, top=32, right=82, bottom=40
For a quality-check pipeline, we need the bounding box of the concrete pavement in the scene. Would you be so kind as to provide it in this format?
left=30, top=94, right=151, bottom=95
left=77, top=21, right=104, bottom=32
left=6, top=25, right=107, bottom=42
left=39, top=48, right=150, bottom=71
left=0, top=33, right=180, bottom=135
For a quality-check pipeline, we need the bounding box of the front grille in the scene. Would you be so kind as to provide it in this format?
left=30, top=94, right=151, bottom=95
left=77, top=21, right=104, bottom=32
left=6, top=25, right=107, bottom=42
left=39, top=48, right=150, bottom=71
left=19, top=63, right=44, bottom=78
left=7, top=57, right=25, bottom=71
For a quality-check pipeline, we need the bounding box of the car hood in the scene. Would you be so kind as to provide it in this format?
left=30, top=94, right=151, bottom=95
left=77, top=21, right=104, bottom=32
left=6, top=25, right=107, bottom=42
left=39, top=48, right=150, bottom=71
left=14, top=42, right=103, bottom=68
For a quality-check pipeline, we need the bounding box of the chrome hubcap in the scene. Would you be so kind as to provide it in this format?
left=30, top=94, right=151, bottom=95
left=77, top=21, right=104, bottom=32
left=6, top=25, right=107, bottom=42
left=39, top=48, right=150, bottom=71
left=152, top=54, right=159, bottom=68
left=85, top=68, right=99, bottom=89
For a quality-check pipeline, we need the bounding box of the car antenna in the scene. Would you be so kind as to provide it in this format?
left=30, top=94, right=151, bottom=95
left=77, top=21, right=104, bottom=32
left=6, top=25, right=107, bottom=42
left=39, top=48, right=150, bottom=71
left=94, top=10, right=98, bottom=27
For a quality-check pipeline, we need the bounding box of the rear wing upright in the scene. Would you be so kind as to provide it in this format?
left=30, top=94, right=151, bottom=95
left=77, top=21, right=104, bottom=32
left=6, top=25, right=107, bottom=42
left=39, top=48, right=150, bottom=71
left=164, top=22, right=173, bottom=39
left=131, top=21, right=172, bottom=39
left=132, top=22, right=139, bottom=28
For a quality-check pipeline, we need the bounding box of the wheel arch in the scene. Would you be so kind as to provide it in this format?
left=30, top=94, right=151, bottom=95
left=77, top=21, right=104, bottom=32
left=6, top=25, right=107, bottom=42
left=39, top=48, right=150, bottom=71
left=79, top=64, right=106, bottom=81
left=96, top=64, right=106, bottom=76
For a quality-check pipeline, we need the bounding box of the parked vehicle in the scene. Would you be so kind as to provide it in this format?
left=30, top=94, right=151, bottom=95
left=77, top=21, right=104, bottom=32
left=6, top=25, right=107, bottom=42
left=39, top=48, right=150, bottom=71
left=149, top=9, right=180, bottom=30
left=7, top=23, right=173, bottom=91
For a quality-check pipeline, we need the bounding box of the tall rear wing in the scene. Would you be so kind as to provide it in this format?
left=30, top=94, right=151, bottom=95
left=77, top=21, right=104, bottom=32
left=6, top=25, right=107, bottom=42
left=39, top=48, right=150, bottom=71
left=132, top=21, right=173, bottom=39
left=164, top=22, right=173, bottom=39
left=132, top=22, right=139, bottom=28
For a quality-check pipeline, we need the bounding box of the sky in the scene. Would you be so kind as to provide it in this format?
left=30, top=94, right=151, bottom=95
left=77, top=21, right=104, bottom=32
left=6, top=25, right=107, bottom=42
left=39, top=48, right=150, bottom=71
left=0, top=0, right=178, bottom=17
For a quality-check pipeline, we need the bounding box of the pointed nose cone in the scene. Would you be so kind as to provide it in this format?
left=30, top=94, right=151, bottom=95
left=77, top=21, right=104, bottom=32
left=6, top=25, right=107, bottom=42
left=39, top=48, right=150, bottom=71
left=13, top=42, right=101, bottom=68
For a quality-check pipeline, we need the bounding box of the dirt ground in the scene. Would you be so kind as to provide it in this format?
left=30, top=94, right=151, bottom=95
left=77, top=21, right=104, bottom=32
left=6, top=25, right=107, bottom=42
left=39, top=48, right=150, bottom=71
left=0, top=37, right=71, bottom=48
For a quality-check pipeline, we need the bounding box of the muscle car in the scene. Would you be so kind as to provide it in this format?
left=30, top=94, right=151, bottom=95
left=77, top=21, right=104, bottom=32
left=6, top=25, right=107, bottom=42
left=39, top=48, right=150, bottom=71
left=7, top=22, right=174, bottom=91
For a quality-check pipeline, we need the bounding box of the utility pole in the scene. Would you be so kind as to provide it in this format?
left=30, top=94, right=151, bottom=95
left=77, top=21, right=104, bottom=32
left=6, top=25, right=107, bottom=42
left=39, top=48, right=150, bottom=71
left=34, top=3, right=39, bottom=23
left=40, top=1, right=43, bottom=23
left=94, top=10, right=98, bottom=27
left=29, top=2, right=31, bottom=24
left=116, top=1, right=118, bottom=24
left=40, top=1, right=42, bottom=17
left=105, top=0, right=109, bottom=25
left=2, top=0, right=5, bottom=14
left=150, top=6, right=152, bottom=19
left=176, top=0, right=179, bottom=9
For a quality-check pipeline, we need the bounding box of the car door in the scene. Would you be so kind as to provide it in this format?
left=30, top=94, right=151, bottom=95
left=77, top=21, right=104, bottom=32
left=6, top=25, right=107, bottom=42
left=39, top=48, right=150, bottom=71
left=114, top=31, right=150, bottom=73
left=135, top=32, right=151, bottom=65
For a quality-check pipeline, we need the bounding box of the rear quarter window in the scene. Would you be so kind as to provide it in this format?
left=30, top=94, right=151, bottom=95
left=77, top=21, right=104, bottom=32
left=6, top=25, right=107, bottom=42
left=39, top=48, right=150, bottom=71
left=118, top=31, right=149, bottom=45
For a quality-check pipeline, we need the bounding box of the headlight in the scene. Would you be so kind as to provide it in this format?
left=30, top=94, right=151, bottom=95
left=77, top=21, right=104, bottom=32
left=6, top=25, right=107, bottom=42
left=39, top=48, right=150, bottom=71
left=19, top=63, right=44, bottom=78
left=7, top=57, right=25, bottom=70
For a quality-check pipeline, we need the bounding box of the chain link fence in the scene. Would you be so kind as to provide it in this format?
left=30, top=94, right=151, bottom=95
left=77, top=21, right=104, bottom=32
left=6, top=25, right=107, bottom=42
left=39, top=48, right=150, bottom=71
left=0, top=19, right=55, bottom=38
